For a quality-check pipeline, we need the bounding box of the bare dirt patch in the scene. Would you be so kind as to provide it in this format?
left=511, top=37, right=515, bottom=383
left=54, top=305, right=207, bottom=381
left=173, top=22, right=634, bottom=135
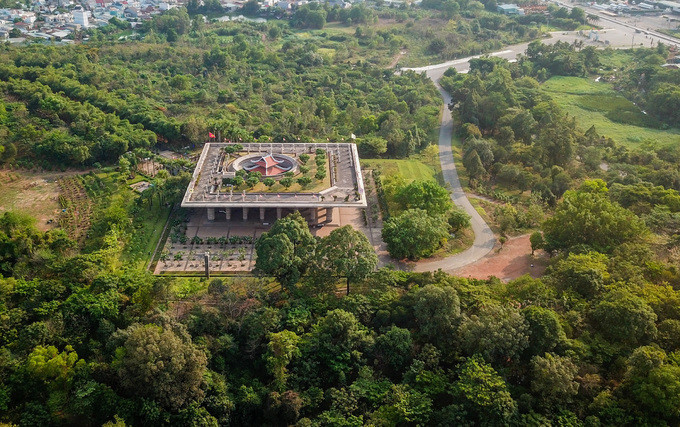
left=454, top=234, right=549, bottom=282
left=0, top=170, right=81, bottom=231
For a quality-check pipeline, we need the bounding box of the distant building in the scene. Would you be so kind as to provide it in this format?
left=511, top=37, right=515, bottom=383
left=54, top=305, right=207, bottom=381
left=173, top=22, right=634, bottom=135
left=72, top=9, right=89, bottom=26
left=497, top=3, right=524, bottom=15
left=657, top=0, right=680, bottom=13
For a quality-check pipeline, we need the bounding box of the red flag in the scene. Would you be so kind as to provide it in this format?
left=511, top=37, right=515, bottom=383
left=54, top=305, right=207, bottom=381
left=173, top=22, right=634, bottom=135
left=209, top=132, right=215, bottom=138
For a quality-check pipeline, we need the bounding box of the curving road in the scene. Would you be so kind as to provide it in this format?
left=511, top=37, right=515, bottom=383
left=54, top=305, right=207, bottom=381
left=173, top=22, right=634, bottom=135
left=410, top=70, right=496, bottom=272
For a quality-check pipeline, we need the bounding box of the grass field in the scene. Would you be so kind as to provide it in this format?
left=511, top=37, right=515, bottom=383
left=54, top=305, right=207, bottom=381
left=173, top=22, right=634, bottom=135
left=541, top=76, right=680, bottom=147
left=360, top=158, right=438, bottom=182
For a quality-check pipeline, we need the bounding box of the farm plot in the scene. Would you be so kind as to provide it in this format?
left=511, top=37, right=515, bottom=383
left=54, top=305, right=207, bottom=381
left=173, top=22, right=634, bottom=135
left=57, top=176, right=93, bottom=245
left=0, top=170, right=78, bottom=231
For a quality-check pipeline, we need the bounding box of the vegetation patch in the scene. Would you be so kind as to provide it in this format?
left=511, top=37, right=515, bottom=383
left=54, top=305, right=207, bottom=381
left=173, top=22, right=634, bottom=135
left=542, top=76, right=680, bottom=147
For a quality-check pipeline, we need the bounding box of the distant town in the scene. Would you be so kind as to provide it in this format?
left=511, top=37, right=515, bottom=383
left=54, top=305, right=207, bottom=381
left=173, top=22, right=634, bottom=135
left=0, top=0, right=179, bottom=43
left=2, top=0, right=680, bottom=44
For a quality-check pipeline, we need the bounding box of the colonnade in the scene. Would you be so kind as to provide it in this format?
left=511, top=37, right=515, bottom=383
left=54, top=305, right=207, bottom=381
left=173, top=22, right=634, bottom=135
left=206, top=207, right=334, bottom=224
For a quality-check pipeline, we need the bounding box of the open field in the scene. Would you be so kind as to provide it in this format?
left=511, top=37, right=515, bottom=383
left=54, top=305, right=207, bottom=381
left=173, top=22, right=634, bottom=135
left=541, top=76, right=680, bottom=147
left=360, top=158, right=438, bottom=182
left=454, top=234, right=549, bottom=282
left=0, top=170, right=82, bottom=231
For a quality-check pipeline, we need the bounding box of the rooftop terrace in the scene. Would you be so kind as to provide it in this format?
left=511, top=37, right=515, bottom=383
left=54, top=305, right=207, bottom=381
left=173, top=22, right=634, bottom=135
left=181, top=142, right=367, bottom=209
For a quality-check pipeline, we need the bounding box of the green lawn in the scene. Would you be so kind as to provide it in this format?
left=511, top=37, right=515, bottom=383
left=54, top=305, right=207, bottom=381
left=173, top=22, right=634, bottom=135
left=127, top=202, right=172, bottom=269
left=541, top=76, right=680, bottom=147
left=360, top=158, right=438, bottom=182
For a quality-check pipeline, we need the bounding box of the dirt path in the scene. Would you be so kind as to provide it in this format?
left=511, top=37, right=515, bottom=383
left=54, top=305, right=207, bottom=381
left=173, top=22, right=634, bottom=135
left=454, top=234, right=549, bottom=281
left=388, top=50, right=407, bottom=68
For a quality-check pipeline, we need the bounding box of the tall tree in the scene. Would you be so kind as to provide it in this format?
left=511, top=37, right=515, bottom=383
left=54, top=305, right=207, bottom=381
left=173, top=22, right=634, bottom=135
left=112, top=324, right=207, bottom=411
left=543, top=185, right=648, bottom=253
left=382, top=209, right=449, bottom=260
left=394, top=180, right=453, bottom=216
left=255, top=212, right=316, bottom=289
left=454, top=356, right=517, bottom=424
left=311, top=225, right=378, bottom=294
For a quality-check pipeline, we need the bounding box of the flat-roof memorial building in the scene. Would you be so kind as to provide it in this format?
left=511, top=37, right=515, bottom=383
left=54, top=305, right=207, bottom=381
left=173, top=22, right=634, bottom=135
left=181, top=142, right=367, bottom=225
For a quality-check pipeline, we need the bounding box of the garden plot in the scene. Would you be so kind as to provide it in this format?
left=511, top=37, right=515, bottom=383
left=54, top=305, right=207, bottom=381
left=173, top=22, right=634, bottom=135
left=155, top=220, right=256, bottom=274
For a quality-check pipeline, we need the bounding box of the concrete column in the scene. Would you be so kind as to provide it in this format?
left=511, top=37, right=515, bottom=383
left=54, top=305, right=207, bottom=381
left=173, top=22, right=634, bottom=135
left=204, top=252, right=210, bottom=278
left=326, top=207, right=334, bottom=222
left=276, top=207, right=282, bottom=219
left=225, top=208, right=231, bottom=220
left=243, top=207, right=249, bottom=221
left=260, top=207, right=266, bottom=221
left=207, top=208, right=215, bottom=221
left=310, top=208, right=318, bottom=224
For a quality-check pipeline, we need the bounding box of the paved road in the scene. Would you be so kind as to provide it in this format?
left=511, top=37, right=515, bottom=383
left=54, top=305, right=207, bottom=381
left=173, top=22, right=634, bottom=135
left=553, top=0, right=680, bottom=49
left=411, top=78, right=496, bottom=272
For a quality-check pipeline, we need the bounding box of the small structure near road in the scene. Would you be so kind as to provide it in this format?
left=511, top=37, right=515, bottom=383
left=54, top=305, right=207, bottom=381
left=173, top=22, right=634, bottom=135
left=498, top=4, right=525, bottom=15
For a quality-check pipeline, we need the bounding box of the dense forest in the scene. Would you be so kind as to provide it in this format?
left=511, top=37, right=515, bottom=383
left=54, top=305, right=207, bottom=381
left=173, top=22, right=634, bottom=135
left=3, top=183, right=680, bottom=425
left=0, top=19, right=443, bottom=167
left=0, top=0, right=585, bottom=169
left=1, top=3, right=680, bottom=425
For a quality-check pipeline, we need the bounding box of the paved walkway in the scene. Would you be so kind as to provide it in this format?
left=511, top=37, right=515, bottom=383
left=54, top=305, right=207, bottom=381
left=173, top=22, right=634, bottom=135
left=412, top=78, right=495, bottom=272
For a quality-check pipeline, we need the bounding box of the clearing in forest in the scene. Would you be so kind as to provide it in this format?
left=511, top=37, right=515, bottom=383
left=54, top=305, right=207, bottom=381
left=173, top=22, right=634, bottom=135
left=454, top=234, right=549, bottom=282
left=541, top=76, right=680, bottom=148
left=0, top=170, right=78, bottom=231
left=360, top=158, right=438, bottom=183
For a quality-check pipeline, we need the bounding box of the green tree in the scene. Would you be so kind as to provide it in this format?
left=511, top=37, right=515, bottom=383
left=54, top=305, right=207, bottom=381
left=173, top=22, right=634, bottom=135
left=374, top=327, right=413, bottom=376
left=265, top=330, right=301, bottom=390
left=298, top=309, right=373, bottom=386
left=658, top=319, right=680, bottom=352
left=447, top=208, right=470, bottom=233
left=454, top=356, right=517, bottom=424
left=630, top=365, right=680, bottom=420
left=394, top=180, right=453, bottom=216
left=255, top=212, right=315, bottom=289
left=112, top=323, right=207, bottom=411
left=411, top=285, right=461, bottom=350
left=590, top=289, right=657, bottom=346
left=543, top=186, right=648, bottom=253
left=530, top=353, right=579, bottom=403
left=311, top=225, right=377, bottom=293
left=462, top=149, right=486, bottom=184
left=459, top=305, right=529, bottom=364
left=26, top=345, right=84, bottom=386
left=357, top=136, right=388, bottom=157
left=296, top=176, right=311, bottom=188
left=547, top=251, right=610, bottom=298
left=626, top=345, right=666, bottom=378
left=530, top=231, right=544, bottom=256
left=280, top=177, right=293, bottom=189
left=382, top=209, right=449, bottom=260
left=369, top=384, right=433, bottom=425
left=242, top=0, right=260, bottom=16
left=523, top=306, right=566, bottom=357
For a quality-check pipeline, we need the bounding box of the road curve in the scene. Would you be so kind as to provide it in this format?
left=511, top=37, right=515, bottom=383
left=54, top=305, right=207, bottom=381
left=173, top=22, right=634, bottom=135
left=411, top=74, right=496, bottom=272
